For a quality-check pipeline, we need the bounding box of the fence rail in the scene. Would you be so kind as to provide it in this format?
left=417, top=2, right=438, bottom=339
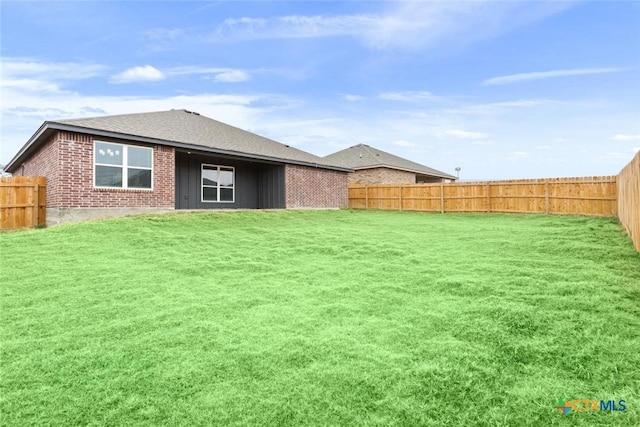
left=0, top=176, right=46, bottom=230
left=349, top=176, right=618, bottom=217
left=617, top=152, right=640, bottom=251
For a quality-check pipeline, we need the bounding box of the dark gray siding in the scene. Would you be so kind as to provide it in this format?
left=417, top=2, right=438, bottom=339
left=258, top=166, right=285, bottom=208
left=175, top=151, right=285, bottom=209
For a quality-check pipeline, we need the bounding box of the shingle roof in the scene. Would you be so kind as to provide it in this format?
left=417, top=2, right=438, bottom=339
left=323, top=144, right=456, bottom=179
left=6, top=109, right=349, bottom=172
left=59, top=109, right=345, bottom=168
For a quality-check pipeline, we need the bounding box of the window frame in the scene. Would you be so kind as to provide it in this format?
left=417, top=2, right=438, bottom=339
left=93, top=141, right=153, bottom=190
left=201, top=164, right=235, bottom=203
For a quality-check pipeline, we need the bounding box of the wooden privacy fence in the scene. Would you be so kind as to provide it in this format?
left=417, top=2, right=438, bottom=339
left=0, top=176, right=46, bottom=230
left=349, top=176, right=618, bottom=217
left=617, top=152, right=640, bottom=251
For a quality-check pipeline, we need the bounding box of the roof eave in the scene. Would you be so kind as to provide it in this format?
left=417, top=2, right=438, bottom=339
left=6, top=122, right=352, bottom=173
left=5, top=121, right=56, bottom=172
left=353, top=164, right=457, bottom=180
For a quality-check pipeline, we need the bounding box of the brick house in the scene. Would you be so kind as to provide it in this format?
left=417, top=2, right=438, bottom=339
left=324, top=144, right=456, bottom=184
left=5, top=110, right=351, bottom=225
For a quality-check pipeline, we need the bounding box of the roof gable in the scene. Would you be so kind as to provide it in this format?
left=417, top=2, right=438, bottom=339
left=324, top=144, right=456, bottom=179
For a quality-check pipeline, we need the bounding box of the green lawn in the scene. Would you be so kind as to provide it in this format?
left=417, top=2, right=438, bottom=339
left=1, top=210, right=639, bottom=426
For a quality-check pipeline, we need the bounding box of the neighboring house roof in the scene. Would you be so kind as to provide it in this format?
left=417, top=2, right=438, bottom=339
left=6, top=109, right=350, bottom=172
left=323, top=144, right=456, bottom=180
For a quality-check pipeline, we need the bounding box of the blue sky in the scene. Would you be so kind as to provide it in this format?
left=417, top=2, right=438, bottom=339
left=1, top=1, right=639, bottom=179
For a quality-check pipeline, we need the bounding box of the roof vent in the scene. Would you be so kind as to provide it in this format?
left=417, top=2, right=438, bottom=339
left=183, top=109, right=200, bottom=115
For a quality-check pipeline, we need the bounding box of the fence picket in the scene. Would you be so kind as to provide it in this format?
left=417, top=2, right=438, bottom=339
left=0, top=176, right=47, bottom=230
left=349, top=176, right=618, bottom=216
left=617, top=152, right=640, bottom=251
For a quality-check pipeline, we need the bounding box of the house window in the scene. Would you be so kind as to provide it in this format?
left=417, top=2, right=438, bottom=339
left=202, top=164, right=234, bottom=203
left=94, top=141, right=153, bottom=189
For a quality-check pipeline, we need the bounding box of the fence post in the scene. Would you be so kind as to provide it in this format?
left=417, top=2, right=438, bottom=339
left=345, top=177, right=618, bottom=218
left=0, top=176, right=47, bottom=230
left=365, top=186, right=368, bottom=209
left=545, top=180, right=550, bottom=214
left=33, top=183, right=40, bottom=227
left=486, top=183, right=491, bottom=213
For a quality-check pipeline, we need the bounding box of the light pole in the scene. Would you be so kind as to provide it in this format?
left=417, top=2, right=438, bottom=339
left=455, top=166, right=461, bottom=179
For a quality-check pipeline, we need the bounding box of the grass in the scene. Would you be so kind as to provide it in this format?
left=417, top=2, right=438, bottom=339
left=1, top=210, right=639, bottom=426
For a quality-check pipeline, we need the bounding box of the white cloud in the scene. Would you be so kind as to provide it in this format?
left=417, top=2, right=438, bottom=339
left=536, top=145, right=551, bottom=150
left=365, top=2, right=575, bottom=50
left=343, top=94, right=365, bottom=102
left=612, top=134, right=640, bottom=141
left=141, top=28, right=193, bottom=53
left=215, top=14, right=373, bottom=41
left=452, top=99, right=556, bottom=115
left=220, top=17, right=267, bottom=32
left=601, top=152, right=630, bottom=160
left=1, top=59, right=257, bottom=91
left=379, top=91, right=445, bottom=102
left=1, top=58, right=106, bottom=80
left=110, top=65, right=166, bottom=83
left=0, top=58, right=103, bottom=97
left=0, top=78, right=63, bottom=93
left=2, top=90, right=265, bottom=121
left=214, top=70, right=251, bottom=83
left=511, top=151, right=530, bottom=159
left=444, top=129, right=489, bottom=139
left=392, top=140, right=415, bottom=147
left=483, top=68, right=624, bottom=86
left=473, top=99, right=553, bottom=109
left=144, top=28, right=186, bottom=41
left=167, top=66, right=230, bottom=76
left=164, top=66, right=256, bottom=82
left=0, top=83, right=281, bottom=164
left=211, top=2, right=575, bottom=51
left=257, top=118, right=359, bottom=153
left=281, top=14, right=380, bottom=39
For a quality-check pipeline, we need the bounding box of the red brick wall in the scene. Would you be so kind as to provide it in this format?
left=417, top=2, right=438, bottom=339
left=18, top=131, right=348, bottom=210
left=349, top=167, right=417, bottom=184
left=285, top=164, right=348, bottom=208
left=18, top=131, right=175, bottom=208
left=17, top=133, right=60, bottom=206
left=56, top=132, right=175, bottom=208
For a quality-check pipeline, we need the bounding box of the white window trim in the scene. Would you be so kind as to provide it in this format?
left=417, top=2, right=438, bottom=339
left=93, top=141, right=153, bottom=190
left=201, top=164, right=235, bottom=203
